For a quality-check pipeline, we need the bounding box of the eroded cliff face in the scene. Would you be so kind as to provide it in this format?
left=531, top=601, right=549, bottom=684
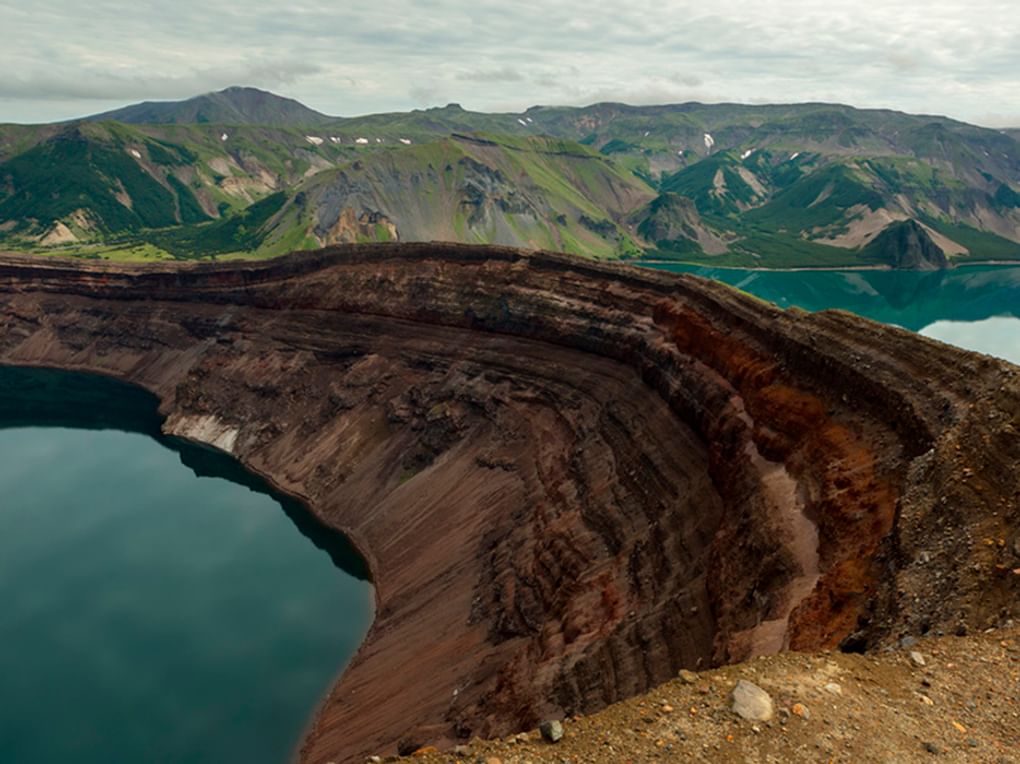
left=0, top=244, right=1017, bottom=763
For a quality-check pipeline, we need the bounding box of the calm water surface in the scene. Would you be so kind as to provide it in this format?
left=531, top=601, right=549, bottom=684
left=0, top=367, right=373, bottom=763
left=643, top=263, right=1020, bottom=365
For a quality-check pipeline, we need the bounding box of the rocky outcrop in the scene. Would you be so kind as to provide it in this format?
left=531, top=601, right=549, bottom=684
left=0, top=243, right=1016, bottom=763
left=864, top=219, right=950, bottom=270
left=630, top=192, right=731, bottom=255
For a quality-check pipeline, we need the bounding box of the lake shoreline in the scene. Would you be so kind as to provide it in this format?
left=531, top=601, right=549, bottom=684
left=636, top=259, right=1020, bottom=272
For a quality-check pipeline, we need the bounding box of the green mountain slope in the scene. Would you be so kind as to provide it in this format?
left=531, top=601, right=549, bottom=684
left=0, top=126, right=185, bottom=236
left=0, top=120, right=367, bottom=244
left=257, top=133, right=653, bottom=259
left=3, top=88, right=1020, bottom=268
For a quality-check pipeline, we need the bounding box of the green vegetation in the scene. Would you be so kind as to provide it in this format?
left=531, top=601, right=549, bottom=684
left=141, top=192, right=287, bottom=258
left=146, top=140, right=198, bottom=167
left=599, top=139, right=639, bottom=155
left=743, top=164, right=884, bottom=231
left=993, top=183, right=1020, bottom=210
left=0, top=129, right=177, bottom=233
left=660, top=154, right=760, bottom=216
left=921, top=217, right=1020, bottom=262
left=166, top=175, right=210, bottom=224
left=3, top=88, right=1020, bottom=268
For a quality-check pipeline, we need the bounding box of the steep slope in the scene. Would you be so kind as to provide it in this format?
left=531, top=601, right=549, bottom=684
left=86, top=86, right=332, bottom=126
left=0, top=125, right=199, bottom=237
left=628, top=192, right=731, bottom=255
left=266, top=133, right=654, bottom=258
left=860, top=219, right=949, bottom=270
left=642, top=149, right=1020, bottom=267
left=0, top=245, right=1016, bottom=762
left=5, top=91, right=1020, bottom=267
left=0, top=120, right=354, bottom=246
left=53, top=91, right=1020, bottom=185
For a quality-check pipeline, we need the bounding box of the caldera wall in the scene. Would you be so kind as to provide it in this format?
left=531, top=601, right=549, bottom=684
left=0, top=244, right=1017, bottom=763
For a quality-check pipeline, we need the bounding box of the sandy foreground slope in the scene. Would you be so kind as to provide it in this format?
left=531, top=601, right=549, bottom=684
left=410, top=626, right=1019, bottom=764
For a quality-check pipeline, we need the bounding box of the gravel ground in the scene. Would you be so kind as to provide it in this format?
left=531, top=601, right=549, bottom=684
left=401, top=626, right=1020, bottom=764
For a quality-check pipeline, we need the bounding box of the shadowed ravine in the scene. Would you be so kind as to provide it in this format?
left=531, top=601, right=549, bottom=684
left=0, top=243, right=1017, bottom=763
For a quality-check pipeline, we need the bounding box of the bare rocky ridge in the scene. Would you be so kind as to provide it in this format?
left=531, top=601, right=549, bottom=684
left=0, top=243, right=1017, bottom=762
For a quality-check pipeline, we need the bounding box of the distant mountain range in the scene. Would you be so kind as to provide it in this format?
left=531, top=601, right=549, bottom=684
left=2, top=86, right=1019, bottom=268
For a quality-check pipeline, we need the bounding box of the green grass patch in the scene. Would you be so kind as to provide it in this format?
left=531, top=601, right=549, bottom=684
left=166, top=174, right=210, bottom=224
left=142, top=191, right=287, bottom=258
left=743, top=164, right=884, bottom=231
left=921, top=217, right=1020, bottom=261
left=0, top=129, right=178, bottom=233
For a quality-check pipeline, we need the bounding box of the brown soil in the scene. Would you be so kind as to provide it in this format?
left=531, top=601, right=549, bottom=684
left=413, top=626, right=1020, bottom=764
left=0, top=243, right=1017, bottom=763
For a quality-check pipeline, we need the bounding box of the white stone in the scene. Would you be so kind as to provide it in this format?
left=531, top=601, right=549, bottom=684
left=732, top=679, right=773, bottom=721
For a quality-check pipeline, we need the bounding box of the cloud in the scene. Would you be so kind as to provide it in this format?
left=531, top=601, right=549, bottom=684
left=0, top=0, right=1019, bottom=126
left=408, top=83, right=444, bottom=107
left=455, top=67, right=526, bottom=83
left=0, top=61, right=322, bottom=102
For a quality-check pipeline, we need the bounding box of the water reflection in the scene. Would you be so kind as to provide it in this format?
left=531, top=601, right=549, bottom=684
left=0, top=365, right=369, bottom=580
left=644, top=263, right=1020, bottom=364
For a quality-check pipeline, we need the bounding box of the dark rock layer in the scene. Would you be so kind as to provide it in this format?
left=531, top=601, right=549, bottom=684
left=0, top=243, right=1017, bottom=763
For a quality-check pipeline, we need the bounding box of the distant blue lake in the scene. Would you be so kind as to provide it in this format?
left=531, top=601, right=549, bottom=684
left=642, top=264, right=1020, bottom=365
left=0, top=366, right=373, bottom=764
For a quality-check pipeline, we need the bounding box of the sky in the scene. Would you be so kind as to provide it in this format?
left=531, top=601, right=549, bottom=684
left=1, top=0, right=1018, bottom=126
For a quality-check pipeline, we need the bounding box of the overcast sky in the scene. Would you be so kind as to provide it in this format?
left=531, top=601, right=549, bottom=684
left=1, top=0, right=1018, bottom=126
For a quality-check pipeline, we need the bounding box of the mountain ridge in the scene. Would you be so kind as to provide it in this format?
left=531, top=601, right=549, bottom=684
left=84, top=86, right=333, bottom=126
left=2, top=87, right=1020, bottom=268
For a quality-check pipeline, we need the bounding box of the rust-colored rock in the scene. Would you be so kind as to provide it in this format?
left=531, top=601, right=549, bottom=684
left=0, top=243, right=1016, bottom=763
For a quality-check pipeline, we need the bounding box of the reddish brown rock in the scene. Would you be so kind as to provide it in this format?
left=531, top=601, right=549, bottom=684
left=0, top=243, right=1016, bottom=763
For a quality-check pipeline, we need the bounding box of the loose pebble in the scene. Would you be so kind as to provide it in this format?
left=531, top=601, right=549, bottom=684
left=539, top=719, right=564, bottom=743
left=731, top=680, right=774, bottom=721
left=791, top=703, right=811, bottom=720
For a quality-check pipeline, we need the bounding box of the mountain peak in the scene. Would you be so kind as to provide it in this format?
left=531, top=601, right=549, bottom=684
left=85, top=86, right=333, bottom=126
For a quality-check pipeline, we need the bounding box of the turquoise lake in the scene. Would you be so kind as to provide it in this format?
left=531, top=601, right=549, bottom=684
left=1, top=264, right=1018, bottom=763
left=0, top=367, right=373, bottom=763
left=644, top=263, right=1020, bottom=365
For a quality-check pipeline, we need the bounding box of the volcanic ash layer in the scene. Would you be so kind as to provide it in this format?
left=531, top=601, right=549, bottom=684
left=0, top=243, right=1017, bottom=763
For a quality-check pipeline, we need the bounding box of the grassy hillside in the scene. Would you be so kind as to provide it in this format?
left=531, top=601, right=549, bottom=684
left=0, top=127, right=182, bottom=234
left=3, top=89, right=1020, bottom=268
left=267, top=133, right=653, bottom=259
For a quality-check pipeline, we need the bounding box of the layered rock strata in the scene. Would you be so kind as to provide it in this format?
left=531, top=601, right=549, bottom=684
left=0, top=243, right=1016, bottom=762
